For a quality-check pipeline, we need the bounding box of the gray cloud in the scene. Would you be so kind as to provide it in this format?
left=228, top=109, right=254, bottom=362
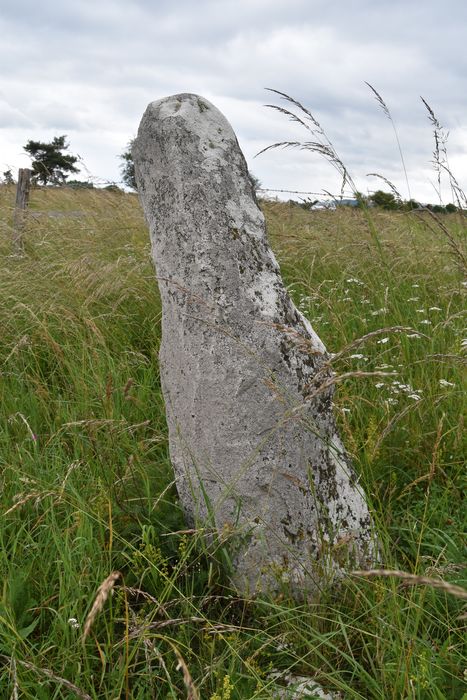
left=1, top=0, right=465, bottom=201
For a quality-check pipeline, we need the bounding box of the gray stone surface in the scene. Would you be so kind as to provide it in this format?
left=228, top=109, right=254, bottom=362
left=133, top=93, right=376, bottom=596
left=271, top=674, right=343, bottom=699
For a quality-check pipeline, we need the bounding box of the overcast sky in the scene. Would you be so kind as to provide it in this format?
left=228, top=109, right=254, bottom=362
left=1, top=0, right=466, bottom=202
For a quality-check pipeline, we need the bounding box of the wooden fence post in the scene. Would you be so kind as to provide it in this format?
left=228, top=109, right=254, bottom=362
left=13, top=168, right=32, bottom=253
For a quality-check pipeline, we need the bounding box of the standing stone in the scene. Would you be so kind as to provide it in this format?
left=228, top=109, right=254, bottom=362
left=133, top=94, right=375, bottom=597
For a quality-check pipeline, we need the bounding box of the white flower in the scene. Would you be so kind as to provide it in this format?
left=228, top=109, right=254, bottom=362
left=408, top=394, right=422, bottom=401
left=407, top=333, right=421, bottom=338
left=375, top=382, right=385, bottom=389
left=416, top=309, right=425, bottom=313
left=349, top=353, right=367, bottom=360
left=429, top=306, right=442, bottom=311
left=407, top=297, right=419, bottom=302
left=420, top=320, right=432, bottom=325
left=347, top=277, right=363, bottom=285
left=412, top=284, right=420, bottom=288
left=385, top=398, right=398, bottom=405
left=340, top=407, right=351, bottom=413
left=68, top=618, right=80, bottom=629
left=377, top=337, right=389, bottom=344
left=439, top=379, right=456, bottom=388
left=371, top=308, right=388, bottom=316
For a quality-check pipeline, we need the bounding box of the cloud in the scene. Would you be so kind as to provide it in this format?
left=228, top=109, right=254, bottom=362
left=1, top=0, right=466, bottom=201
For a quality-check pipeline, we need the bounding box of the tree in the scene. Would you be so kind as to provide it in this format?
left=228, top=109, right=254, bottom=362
left=67, top=179, right=94, bottom=189
left=369, top=189, right=399, bottom=210
left=23, top=135, right=79, bottom=185
left=354, top=191, right=369, bottom=208
left=402, top=198, right=420, bottom=211
left=2, top=169, right=15, bottom=185
left=248, top=171, right=262, bottom=196
left=119, top=141, right=137, bottom=190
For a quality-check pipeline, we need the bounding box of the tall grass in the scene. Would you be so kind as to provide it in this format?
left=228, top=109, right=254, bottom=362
left=0, top=180, right=465, bottom=698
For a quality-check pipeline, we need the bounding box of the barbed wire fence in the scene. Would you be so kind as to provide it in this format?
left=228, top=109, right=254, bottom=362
left=256, top=186, right=363, bottom=207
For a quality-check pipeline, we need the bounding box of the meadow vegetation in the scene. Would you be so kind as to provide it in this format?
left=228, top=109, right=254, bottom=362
left=0, top=185, right=465, bottom=698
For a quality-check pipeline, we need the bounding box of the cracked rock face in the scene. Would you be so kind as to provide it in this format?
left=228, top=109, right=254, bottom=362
left=133, top=93, right=376, bottom=597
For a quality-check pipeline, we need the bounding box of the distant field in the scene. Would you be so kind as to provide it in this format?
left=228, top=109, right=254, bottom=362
left=0, top=185, right=465, bottom=699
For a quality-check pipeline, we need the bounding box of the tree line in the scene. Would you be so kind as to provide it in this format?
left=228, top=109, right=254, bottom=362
left=363, top=189, right=458, bottom=214
left=2, top=136, right=136, bottom=190
left=0, top=135, right=461, bottom=213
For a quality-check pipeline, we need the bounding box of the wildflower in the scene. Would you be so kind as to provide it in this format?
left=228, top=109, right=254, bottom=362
left=416, top=309, right=425, bottom=313
left=407, top=297, right=419, bottom=302
left=429, top=306, right=442, bottom=311
left=377, top=337, right=389, bottom=344
left=375, top=382, right=385, bottom=389
left=349, top=353, right=367, bottom=360
left=439, top=379, right=456, bottom=388
left=371, top=308, right=388, bottom=316
left=412, top=284, right=420, bottom=288
left=407, top=333, right=421, bottom=338
left=408, top=394, right=422, bottom=401
left=385, top=398, right=398, bottom=405
left=347, top=277, right=363, bottom=285
left=420, top=320, right=432, bottom=325
left=68, top=618, right=80, bottom=629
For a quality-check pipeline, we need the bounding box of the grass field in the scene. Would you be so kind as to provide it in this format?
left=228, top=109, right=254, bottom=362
left=0, top=185, right=465, bottom=699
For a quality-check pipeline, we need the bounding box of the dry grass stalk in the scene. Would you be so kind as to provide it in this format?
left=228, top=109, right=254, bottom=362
left=398, top=414, right=446, bottom=496
left=301, top=369, right=397, bottom=404
left=122, top=585, right=161, bottom=605
left=413, top=209, right=466, bottom=274
left=352, top=568, right=467, bottom=599
left=328, top=326, right=430, bottom=364
left=128, top=617, right=205, bottom=640
left=371, top=404, right=416, bottom=459
left=9, top=654, right=18, bottom=700
left=122, top=585, right=169, bottom=617
left=3, top=490, right=55, bottom=516
left=82, top=571, right=121, bottom=642
left=63, top=418, right=126, bottom=428
left=0, top=654, right=91, bottom=700
left=167, top=641, right=200, bottom=700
